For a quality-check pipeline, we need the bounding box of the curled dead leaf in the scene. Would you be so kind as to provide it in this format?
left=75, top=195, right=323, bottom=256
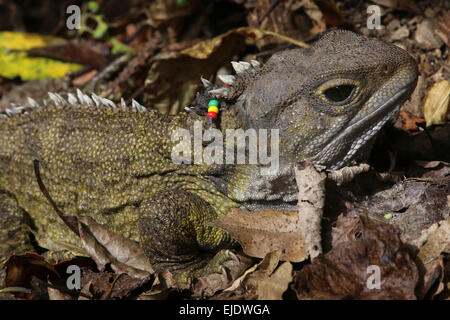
left=434, top=11, right=450, bottom=47
left=77, top=216, right=153, bottom=279
left=2, top=252, right=60, bottom=299
left=243, top=250, right=293, bottom=300
left=212, top=209, right=306, bottom=262
left=292, top=217, right=419, bottom=300
left=416, top=217, right=450, bottom=298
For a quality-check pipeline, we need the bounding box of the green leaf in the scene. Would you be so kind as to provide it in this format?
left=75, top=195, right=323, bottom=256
left=176, top=0, right=188, bottom=7
left=0, top=32, right=82, bottom=81
left=110, top=37, right=134, bottom=54
left=92, top=15, right=108, bottom=39
left=0, top=48, right=82, bottom=81
left=0, top=31, right=62, bottom=50
left=87, top=1, right=100, bottom=13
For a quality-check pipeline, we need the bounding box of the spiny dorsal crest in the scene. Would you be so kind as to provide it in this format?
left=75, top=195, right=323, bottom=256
left=204, top=59, right=262, bottom=101
left=1, top=89, right=149, bottom=120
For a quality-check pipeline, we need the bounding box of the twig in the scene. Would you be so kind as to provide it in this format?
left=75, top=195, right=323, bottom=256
left=257, top=0, right=285, bottom=26
left=262, top=29, right=310, bottom=48
left=255, top=43, right=294, bottom=58
left=122, top=22, right=148, bottom=44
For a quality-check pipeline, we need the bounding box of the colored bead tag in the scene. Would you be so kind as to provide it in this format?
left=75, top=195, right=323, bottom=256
left=208, top=106, right=219, bottom=113
left=207, top=111, right=218, bottom=120
left=206, top=99, right=220, bottom=123
left=208, top=99, right=219, bottom=107
left=384, top=213, right=393, bottom=220
left=206, top=99, right=219, bottom=123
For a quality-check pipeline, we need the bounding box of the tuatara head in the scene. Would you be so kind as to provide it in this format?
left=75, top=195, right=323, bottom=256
left=206, top=30, right=418, bottom=170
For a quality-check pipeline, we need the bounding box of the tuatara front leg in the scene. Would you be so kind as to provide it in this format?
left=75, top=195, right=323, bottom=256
left=138, top=189, right=236, bottom=284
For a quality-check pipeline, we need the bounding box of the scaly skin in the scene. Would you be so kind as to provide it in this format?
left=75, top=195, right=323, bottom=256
left=0, top=30, right=418, bottom=277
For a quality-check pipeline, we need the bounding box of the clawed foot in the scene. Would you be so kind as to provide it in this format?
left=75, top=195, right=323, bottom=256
left=193, top=249, right=239, bottom=278
left=171, top=249, right=240, bottom=290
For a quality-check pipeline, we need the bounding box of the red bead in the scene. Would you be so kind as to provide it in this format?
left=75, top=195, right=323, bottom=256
left=207, top=112, right=218, bottom=120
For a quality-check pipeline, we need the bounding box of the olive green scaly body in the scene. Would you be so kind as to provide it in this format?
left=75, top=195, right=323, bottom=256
left=0, top=105, right=241, bottom=253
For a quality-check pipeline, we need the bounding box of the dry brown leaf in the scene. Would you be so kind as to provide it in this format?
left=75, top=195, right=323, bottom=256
left=435, top=11, right=450, bottom=47
left=243, top=250, right=293, bottom=300
left=331, top=215, right=361, bottom=248
left=391, top=25, right=410, bottom=40
left=77, top=216, right=153, bottom=278
left=313, top=0, right=346, bottom=27
left=414, top=160, right=445, bottom=169
left=417, top=217, right=450, bottom=266
left=247, top=0, right=315, bottom=48
left=416, top=217, right=450, bottom=298
left=28, top=39, right=112, bottom=69
left=78, top=268, right=151, bottom=300
left=399, top=110, right=426, bottom=131
left=292, top=217, right=419, bottom=300
left=424, top=80, right=450, bottom=127
left=302, top=0, right=327, bottom=34
left=415, top=19, right=444, bottom=50
left=346, top=177, right=450, bottom=245
left=72, top=69, right=98, bottom=86
left=48, top=286, right=73, bottom=300
left=212, top=209, right=306, bottom=262
left=399, top=75, right=424, bottom=118
left=2, top=252, right=60, bottom=299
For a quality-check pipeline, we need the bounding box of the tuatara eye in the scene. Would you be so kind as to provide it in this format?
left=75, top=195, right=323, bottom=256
left=323, top=85, right=356, bottom=104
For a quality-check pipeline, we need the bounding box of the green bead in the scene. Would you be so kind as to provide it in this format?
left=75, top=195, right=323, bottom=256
left=176, top=0, right=188, bottom=7
left=384, top=213, right=393, bottom=220
left=208, top=99, right=219, bottom=107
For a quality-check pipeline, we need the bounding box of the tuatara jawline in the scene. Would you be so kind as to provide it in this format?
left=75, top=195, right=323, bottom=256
left=0, top=30, right=418, bottom=276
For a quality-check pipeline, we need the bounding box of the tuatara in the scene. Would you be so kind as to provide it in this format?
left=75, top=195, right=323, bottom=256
left=0, top=30, right=418, bottom=281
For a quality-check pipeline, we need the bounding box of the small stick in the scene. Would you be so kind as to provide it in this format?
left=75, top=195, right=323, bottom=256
left=257, top=0, right=285, bottom=26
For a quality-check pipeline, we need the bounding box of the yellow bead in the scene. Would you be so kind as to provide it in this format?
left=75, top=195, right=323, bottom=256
left=208, top=106, right=219, bottom=113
